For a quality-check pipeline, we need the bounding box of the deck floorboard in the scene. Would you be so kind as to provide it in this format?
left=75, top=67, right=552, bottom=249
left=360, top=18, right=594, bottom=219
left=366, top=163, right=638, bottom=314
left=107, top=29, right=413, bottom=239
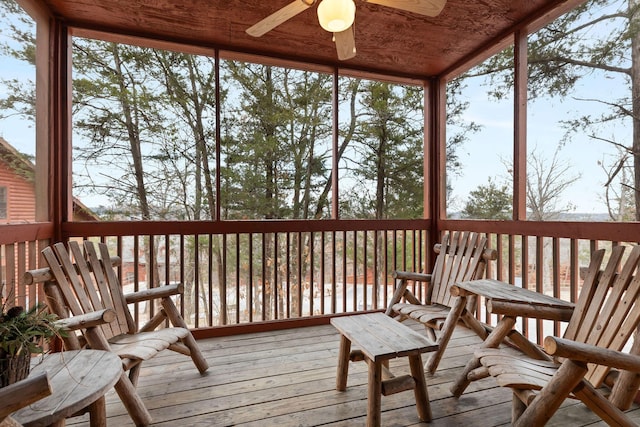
left=64, top=320, right=639, bottom=426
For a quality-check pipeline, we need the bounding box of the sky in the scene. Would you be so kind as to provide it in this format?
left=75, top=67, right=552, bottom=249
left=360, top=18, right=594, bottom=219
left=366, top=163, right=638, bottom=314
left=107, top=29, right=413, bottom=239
left=0, top=6, right=35, bottom=156
left=447, top=65, right=629, bottom=216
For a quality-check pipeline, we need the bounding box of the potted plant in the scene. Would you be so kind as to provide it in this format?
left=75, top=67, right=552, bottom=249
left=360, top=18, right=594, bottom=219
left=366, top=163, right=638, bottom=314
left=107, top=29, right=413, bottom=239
left=0, top=283, right=64, bottom=387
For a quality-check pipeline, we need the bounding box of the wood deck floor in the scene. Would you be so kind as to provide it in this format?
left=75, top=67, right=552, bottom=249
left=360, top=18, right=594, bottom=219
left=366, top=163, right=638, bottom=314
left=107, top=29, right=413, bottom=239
left=66, top=320, right=640, bottom=426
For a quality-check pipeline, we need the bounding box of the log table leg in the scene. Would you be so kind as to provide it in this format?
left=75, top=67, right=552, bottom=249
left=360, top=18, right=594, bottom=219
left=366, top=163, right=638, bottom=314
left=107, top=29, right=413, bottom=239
left=88, top=396, right=107, bottom=427
left=336, top=334, right=351, bottom=391
left=409, top=353, right=432, bottom=422
left=367, top=359, right=382, bottom=427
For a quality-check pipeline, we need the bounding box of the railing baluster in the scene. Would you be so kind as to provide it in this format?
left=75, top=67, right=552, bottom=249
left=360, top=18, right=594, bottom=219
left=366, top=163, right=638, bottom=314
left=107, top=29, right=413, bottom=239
left=221, top=233, right=227, bottom=326
left=363, top=230, right=367, bottom=310
left=286, top=232, right=291, bottom=319
left=194, top=234, right=200, bottom=329
left=331, top=231, right=336, bottom=314
left=552, top=237, right=561, bottom=336
left=297, top=232, right=302, bottom=317
left=274, top=232, right=279, bottom=320
left=309, top=231, right=314, bottom=316
left=342, top=230, right=347, bottom=313
left=321, top=231, right=326, bottom=315
left=235, top=233, right=240, bottom=324
left=208, top=234, right=213, bottom=327
left=248, top=233, right=253, bottom=323
left=570, top=238, right=578, bottom=303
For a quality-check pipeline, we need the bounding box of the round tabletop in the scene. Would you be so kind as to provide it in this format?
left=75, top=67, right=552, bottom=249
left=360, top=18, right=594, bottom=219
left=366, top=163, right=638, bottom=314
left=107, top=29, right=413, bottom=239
left=12, top=350, right=122, bottom=427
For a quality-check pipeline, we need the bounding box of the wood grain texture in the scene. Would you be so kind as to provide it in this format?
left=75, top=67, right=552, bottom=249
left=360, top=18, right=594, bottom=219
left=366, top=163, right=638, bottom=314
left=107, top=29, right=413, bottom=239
left=12, top=351, right=121, bottom=427
left=38, top=0, right=585, bottom=78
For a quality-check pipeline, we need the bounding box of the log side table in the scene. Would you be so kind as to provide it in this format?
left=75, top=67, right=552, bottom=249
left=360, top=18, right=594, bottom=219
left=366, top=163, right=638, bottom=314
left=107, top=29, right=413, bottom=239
left=12, top=350, right=122, bottom=427
left=331, top=312, right=439, bottom=427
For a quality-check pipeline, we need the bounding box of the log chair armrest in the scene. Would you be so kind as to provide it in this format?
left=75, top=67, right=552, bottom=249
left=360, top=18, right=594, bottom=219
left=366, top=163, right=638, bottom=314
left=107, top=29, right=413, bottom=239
left=56, top=309, right=117, bottom=331
left=487, top=300, right=574, bottom=322
left=483, top=248, right=498, bottom=261
left=125, top=283, right=184, bottom=304
left=544, top=336, right=640, bottom=373
left=393, top=271, right=432, bottom=283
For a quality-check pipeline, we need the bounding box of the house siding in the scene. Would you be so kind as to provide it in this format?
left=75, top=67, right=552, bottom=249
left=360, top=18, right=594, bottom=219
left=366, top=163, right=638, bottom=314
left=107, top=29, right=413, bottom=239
left=0, top=161, right=35, bottom=224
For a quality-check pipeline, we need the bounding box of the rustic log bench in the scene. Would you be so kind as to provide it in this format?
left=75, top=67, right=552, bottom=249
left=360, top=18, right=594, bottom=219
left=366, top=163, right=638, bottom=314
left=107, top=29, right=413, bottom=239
left=330, top=312, right=439, bottom=427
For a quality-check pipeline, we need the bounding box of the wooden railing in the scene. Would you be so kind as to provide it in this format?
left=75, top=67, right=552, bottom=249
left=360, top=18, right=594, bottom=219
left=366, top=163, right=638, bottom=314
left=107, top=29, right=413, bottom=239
left=3, top=219, right=640, bottom=343
left=0, top=223, right=52, bottom=310
left=61, top=220, right=431, bottom=330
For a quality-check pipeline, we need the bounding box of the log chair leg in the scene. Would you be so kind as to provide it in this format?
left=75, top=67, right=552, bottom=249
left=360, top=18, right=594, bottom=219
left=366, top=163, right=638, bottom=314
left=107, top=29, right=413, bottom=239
left=424, top=326, right=437, bottom=343
left=450, top=316, right=516, bottom=397
left=367, top=358, right=382, bottom=427
left=574, top=380, right=638, bottom=427
left=83, top=328, right=151, bottom=426
left=409, top=353, right=432, bottom=422
left=113, top=373, right=152, bottom=426
left=513, top=360, right=587, bottom=427
left=426, top=294, right=466, bottom=374
left=161, top=299, right=209, bottom=374
left=129, top=364, right=141, bottom=387
left=336, top=334, right=351, bottom=391
left=609, top=331, right=640, bottom=410
left=512, top=393, right=526, bottom=422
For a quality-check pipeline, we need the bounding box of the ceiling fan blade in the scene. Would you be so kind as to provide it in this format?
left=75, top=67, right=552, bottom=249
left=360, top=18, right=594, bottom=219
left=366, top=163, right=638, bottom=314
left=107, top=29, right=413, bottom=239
left=366, top=0, right=446, bottom=17
left=334, top=26, right=356, bottom=60
left=246, top=0, right=314, bottom=37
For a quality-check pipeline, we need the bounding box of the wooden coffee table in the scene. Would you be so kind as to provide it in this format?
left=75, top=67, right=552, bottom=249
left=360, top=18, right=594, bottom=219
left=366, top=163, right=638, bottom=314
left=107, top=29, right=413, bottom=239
left=12, top=350, right=122, bottom=427
left=331, top=313, right=438, bottom=427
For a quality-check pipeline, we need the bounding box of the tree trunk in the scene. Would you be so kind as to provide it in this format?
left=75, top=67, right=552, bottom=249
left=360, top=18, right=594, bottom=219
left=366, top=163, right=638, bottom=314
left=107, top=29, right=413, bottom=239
left=631, top=0, right=640, bottom=220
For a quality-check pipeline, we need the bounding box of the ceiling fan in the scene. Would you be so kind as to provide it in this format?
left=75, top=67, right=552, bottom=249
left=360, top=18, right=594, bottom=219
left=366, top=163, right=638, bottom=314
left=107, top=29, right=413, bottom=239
left=246, top=0, right=447, bottom=61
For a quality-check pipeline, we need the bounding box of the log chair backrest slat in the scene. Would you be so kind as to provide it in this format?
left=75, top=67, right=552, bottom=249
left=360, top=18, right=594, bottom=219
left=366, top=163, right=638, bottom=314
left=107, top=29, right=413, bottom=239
left=42, top=241, right=132, bottom=341
left=431, top=231, right=489, bottom=307
left=564, top=245, right=640, bottom=386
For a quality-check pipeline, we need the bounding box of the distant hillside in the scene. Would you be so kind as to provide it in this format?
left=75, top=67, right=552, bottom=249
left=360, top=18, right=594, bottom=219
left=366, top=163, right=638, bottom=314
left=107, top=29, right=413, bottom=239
left=448, top=212, right=611, bottom=221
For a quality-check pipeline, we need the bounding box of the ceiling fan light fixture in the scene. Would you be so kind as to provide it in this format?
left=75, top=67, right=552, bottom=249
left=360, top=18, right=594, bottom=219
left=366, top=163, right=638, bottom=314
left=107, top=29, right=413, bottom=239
left=317, top=0, right=355, bottom=33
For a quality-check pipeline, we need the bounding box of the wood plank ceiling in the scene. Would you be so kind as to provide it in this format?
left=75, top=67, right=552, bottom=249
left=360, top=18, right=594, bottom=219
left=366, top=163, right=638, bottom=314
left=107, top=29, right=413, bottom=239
left=40, top=0, right=585, bottom=80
